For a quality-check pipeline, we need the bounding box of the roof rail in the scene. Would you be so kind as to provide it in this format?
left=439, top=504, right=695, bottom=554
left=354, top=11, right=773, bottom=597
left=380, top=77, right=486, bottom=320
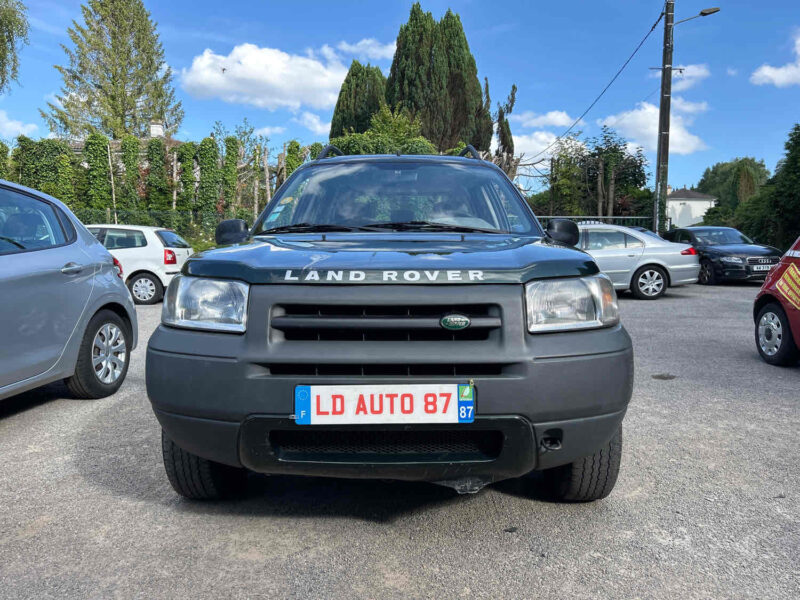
left=458, top=144, right=482, bottom=160
left=316, top=145, right=344, bottom=160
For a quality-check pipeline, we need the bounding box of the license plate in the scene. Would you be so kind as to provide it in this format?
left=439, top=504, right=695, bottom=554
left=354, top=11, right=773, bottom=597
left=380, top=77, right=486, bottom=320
left=293, top=384, right=475, bottom=425
left=753, top=264, right=773, bottom=271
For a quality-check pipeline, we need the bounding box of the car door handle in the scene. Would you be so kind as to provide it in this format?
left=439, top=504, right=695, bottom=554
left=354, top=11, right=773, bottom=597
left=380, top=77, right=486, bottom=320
left=627, top=254, right=636, bottom=257
left=61, top=262, right=84, bottom=275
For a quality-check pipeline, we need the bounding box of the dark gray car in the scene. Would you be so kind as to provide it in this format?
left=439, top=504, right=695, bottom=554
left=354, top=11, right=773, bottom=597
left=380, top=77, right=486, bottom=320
left=0, top=181, right=138, bottom=401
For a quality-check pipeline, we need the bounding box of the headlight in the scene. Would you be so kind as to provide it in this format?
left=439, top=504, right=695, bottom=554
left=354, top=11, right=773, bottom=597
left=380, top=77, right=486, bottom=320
left=525, top=274, right=619, bottom=333
left=162, top=275, right=249, bottom=332
left=720, top=256, right=743, bottom=264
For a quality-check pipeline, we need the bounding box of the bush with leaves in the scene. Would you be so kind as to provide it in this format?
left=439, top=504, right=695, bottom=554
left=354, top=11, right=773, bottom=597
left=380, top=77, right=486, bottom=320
left=222, top=135, right=238, bottom=212
left=0, top=140, right=9, bottom=179
left=84, top=133, right=111, bottom=209
left=145, top=137, right=169, bottom=215
left=196, top=136, right=219, bottom=228
left=330, top=106, right=436, bottom=156
left=176, top=141, right=196, bottom=211
left=120, top=134, right=140, bottom=209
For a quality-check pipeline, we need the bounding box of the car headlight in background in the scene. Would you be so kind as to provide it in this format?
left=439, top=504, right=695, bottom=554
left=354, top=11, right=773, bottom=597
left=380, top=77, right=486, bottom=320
left=162, top=275, right=249, bottom=332
left=525, top=274, right=619, bottom=333
left=720, top=256, right=743, bottom=264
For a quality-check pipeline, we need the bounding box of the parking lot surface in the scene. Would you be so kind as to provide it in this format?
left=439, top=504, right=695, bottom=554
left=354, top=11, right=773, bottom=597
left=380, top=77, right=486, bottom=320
left=1, top=283, right=797, bottom=599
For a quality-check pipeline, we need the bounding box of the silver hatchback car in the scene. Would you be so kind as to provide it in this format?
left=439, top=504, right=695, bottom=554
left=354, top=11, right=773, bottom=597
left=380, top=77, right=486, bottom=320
left=0, top=182, right=137, bottom=401
left=578, top=223, right=700, bottom=299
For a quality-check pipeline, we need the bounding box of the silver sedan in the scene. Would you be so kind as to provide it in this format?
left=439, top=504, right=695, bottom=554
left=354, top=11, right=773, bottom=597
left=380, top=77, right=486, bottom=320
left=578, top=224, right=700, bottom=299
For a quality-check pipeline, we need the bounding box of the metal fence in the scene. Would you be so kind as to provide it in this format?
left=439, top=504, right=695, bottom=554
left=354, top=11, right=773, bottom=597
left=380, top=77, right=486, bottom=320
left=536, top=215, right=655, bottom=231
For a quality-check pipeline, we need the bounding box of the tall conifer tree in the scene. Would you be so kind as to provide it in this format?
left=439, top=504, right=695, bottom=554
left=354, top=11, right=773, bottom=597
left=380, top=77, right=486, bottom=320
left=330, top=60, right=386, bottom=138
left=41, top=0, right=183, bottom=139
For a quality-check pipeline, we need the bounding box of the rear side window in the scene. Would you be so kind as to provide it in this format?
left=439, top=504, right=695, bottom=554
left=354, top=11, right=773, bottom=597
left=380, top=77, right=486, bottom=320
left=625, top=234, right=644, bottom=248
left=0, top=188, right=68, bottom=255
left=587, top=230, right=626, bottom=250
left=104, top=229, right=147, bottom=249
left=156, top=230, right=191, bottom=248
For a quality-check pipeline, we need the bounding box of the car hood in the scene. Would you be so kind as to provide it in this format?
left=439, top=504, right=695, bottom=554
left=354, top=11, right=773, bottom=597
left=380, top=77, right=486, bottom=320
left=702, top=243, right=781, bottom=256
left=183, top=233, right=599, bottom=284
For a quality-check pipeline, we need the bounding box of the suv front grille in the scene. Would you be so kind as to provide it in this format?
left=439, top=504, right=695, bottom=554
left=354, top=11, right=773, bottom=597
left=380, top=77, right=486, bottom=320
left=269, top=429, right=503, bottom=462
left=266, top=363, right=507, bottom=377
left=746, top=256, right=779, bottom=265
left=271, top=304, right=501, bottom=341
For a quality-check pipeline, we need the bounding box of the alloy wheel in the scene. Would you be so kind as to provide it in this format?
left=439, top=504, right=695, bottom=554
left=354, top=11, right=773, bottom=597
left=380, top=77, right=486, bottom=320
left=131, top=276, right=156, bottom=302
left=92, top=323, right=127, bottom=384
left=758, top=312, right=783, bottom=356
left=638, top=270, right=664, bottom=297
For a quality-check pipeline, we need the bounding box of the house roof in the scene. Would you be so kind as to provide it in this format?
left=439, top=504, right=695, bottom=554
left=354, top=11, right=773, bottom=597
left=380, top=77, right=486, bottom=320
left=667, top=188, right=716, bottom=201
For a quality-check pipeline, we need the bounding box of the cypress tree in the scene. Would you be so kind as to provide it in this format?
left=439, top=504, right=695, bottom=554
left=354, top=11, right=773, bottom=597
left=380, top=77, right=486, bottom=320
left=222, top=136, right=238, bottom=212
left=330, top=60, right=387, bottom=138
left=385, top=3, right=494, bottom=152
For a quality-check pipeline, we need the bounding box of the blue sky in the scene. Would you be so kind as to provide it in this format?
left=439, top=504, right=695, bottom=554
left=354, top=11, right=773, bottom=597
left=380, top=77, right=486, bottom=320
left=8, top=0, right=800, bottom=190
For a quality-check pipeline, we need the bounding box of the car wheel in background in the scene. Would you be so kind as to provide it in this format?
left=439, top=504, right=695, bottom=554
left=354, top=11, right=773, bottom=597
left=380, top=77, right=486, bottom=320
left=162, top=432, right=248, bottom=500
left=128, top=272, right=163, bottom=305
left=698, top=260, right=717, bottom=285
left=631, top=266, right=667, bottom=299
left=540, top=425, right=622, bottom=502
left=755, top=303, right=799, bottom=366
left=65, top=309, right=130, bottom=399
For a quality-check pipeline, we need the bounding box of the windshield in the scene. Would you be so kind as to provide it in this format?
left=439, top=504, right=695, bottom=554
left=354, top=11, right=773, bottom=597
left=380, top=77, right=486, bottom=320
left=254, top=161, right=540, bottom=235
left=693, top=228, right=753, bottom=245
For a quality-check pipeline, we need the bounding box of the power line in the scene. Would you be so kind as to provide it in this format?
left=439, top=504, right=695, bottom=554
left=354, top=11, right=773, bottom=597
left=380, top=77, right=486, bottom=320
left=527, top=5, right=666, bottom=162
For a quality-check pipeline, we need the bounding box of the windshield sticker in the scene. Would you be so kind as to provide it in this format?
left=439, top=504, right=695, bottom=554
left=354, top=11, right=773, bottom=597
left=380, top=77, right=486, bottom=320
left=776, top=263, right=800, bottom=310
left=279, top=196, right=294, bottom=205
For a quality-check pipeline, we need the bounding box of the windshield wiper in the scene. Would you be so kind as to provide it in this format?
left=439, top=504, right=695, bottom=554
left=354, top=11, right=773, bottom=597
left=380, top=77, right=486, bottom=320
left=258, top=223, right=361, bottom=234
left=360, top=221, right=504, bottom=234
left=0, top=236, right=25, bottom=249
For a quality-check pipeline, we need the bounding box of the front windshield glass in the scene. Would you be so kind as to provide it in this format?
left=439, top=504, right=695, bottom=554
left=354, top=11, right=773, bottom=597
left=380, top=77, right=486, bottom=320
left=254, top=161, right=540, bottom=235
left=693, top=228, right=753, bottom=245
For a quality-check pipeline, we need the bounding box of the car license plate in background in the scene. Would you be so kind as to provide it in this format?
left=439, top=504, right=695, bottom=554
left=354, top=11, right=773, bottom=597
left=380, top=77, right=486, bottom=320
left=294, top=384, right=475, bottom=425
left=753, top=264, right=773, bottom=271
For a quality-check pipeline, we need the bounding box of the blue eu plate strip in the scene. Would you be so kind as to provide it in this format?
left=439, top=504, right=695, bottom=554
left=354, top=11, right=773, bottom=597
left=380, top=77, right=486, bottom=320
left=457, top=384, right=475, bottom=423
left=294, top=385, right=311, bottom=424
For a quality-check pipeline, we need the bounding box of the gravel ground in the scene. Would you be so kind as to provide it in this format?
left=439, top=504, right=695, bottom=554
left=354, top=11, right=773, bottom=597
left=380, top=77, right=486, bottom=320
left=1, top=283, right=798, bottom=599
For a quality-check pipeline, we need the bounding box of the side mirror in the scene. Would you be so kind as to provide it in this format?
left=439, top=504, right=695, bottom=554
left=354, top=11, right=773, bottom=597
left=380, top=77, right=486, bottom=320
left=215, top=219, right=249, bottom=245
left=546, top=218, right=580, bottom=247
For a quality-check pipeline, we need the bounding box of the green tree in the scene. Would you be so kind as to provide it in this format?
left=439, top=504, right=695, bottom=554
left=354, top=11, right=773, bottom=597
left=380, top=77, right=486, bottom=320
left=698, top=157, right=770, bottom=225
left=175, top=141, right=196, bottom=211
left=284, top=140, right=304, bottom=178
left=385, top=3, right=493, bottom=152
left=0, top=0, right=28, bottom=94
left=196, top=136, right=219, bottom=220
left=84, top=133, right=111, bottom=209
left=41, top=0, right=183, bottom=139
left=734, top=124, right=800, bottom=249
left=0, top=139, right=9, bottom=179
left=145, top=137, right=169, bottom=211
left=330, top=105, right=436, bottom=156
left=119, top=134, right=140, bottom=209
left=222, top=136, right=238, bottom=212
left=53, top=153, right=76, bottom=206
left=330, top=60, right=386, bottom=138
left=11, top=137, right=77, bottom=205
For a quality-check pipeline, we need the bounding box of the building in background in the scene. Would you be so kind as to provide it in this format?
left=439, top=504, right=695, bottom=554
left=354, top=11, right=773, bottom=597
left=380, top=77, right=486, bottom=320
left=666, top=187, right=717, bottom=228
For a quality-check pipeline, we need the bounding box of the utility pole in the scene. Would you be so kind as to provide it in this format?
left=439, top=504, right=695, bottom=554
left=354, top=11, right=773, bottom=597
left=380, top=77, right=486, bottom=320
left=653, top=0, right=674, bottom=233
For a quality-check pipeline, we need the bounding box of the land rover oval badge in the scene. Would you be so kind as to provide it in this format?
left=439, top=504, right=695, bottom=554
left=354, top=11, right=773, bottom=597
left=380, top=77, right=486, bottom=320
left=440, top=314, right=471, bottom=330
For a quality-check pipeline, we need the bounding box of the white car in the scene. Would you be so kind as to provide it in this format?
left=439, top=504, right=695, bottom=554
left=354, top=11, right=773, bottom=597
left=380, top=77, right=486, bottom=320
left=577, top=223, right=700, bottom=299
left=87, top=224, right=193, bottom=304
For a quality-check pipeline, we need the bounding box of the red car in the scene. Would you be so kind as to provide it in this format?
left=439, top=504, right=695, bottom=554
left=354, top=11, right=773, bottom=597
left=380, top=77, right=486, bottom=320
left=753, top=236, right=800, bottom=366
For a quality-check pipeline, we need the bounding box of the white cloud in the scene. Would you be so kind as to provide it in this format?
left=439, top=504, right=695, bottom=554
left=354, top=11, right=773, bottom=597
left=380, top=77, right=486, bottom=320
left=750, top=31, right=800, bottom=87
left=650, top=63, right=710, bottom=92
left=512, top=130, right=558, bottom=157
left=181, top=43, right=348, bottom=111
left=254, top=126, right=286, bottom=136
left=726, top=67, right=738, bottom=77
left=510, top=110, right=578, bottom=128
left=0, top=110, right=37, bottom=138
left=293, top=112, right=331, bottom=136
left=599, top=101, right=706, bottom=155
left=672, top=96, right=708, bottom=114
left=336, top=39, right=396, bottom=61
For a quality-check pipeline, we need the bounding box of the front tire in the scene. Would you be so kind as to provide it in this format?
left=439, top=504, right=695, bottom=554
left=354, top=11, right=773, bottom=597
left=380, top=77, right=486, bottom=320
left=541, top=425, right=622, bottom=502
left=756, top=303, right=799, bottom=366
left=631, top=266, right=667, bottom=299
left=128, top=272, right=163, bottom=305
left=65, top=309, right=130, bottom=399
left=698, top=259, right=717, bottom=285
left=162, top=432, right=248, bottom=500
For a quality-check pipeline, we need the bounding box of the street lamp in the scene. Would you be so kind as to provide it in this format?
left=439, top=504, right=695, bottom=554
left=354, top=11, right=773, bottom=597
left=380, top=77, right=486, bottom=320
left=653, top=3, right=720, bottom=232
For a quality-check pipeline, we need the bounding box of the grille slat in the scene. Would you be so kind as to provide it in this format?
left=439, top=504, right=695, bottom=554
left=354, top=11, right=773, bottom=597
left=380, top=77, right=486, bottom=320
left=266, top=363, right=506, bottom=377
left=746, top=256, right=779, bottom=265
left=270, top=429, right=503, bottom=462
left=272, top=304, right=500, bottom=342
